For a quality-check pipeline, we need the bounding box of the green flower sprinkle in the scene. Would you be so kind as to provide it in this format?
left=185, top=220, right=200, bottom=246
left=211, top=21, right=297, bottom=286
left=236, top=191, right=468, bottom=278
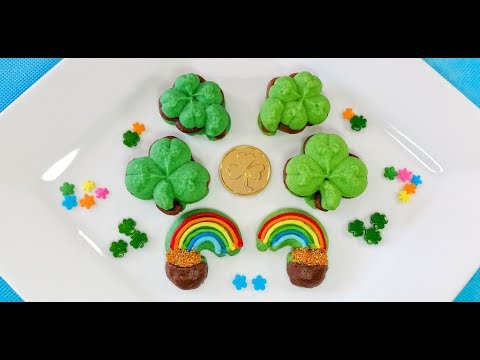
left=384, top=166, right=398, bottom=180
left=60, top=182, right=75, bottom=196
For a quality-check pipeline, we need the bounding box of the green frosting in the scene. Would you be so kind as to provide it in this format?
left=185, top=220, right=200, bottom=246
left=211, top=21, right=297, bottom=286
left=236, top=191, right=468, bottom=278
left=125, top=137, right=210, bottom=212
left=285, top=133, right=368, bottom=211
left=259, top=71, right=330, bottom=135
left=159, top=73, right=231, bottom=140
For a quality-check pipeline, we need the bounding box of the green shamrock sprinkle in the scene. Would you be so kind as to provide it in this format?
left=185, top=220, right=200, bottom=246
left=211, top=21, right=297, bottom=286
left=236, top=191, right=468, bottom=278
left=109, top=240, right=128, bottom=258
left=350, top=115, right=367, bottom=131
left=370, top=212, right=388, bottom=230
left=60, top=182, right=75, bottom=196
left=348, top=220, right=366, bottom=237
left=129, top=230, right=148, bottom=249
left=118, top=218, right=136, bottom=236
left=364, top=228, right=382, bottom=245
left=123, top=131, right=140, bottom=147
left=384, top=166, right=398, bottom=180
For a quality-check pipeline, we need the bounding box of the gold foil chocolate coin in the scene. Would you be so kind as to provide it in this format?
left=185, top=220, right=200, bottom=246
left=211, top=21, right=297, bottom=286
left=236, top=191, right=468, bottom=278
left=219, top=145, right=271, bottom=196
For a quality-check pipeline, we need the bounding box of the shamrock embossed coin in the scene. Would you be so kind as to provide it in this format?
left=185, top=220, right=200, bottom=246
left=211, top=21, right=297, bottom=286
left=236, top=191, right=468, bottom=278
left=219, top=145, right=271, bottom=196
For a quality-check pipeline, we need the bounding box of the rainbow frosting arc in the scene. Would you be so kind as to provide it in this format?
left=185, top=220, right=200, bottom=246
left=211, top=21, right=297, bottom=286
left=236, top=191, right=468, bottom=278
left=167, top=209, right=243, bottom=256
left=257, top=209, right=328, bottom=251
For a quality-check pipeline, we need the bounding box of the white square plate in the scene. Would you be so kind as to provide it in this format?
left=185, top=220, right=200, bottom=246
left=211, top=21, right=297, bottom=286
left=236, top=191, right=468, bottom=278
left=1, top=58, right=479, bottom=301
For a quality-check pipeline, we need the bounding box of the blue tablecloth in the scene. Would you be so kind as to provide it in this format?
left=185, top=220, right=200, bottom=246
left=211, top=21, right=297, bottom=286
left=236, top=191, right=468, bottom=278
left=0, top=58, right=479, bottom=302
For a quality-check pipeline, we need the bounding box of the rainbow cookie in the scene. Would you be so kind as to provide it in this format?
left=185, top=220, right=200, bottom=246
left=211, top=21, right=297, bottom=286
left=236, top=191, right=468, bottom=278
left=258, top=71, right=330, bottom=136
left=159, top=73, right=231, bottom=141
left=257, top=209, right=329, bottom=288
left=125, top=136, right=210, bottom=215
left=284, top=133, right=368, bottom=211
left=165, top=209, right=243, bottom=290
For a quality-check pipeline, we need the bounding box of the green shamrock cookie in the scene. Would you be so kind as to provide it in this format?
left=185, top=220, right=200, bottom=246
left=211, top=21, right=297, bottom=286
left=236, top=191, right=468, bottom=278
left=259, top=71, right=330, bottom=135
left=159, top=73, right=231, bottom=141
left=125, top=137, right=210, bottom=215
left=284, top=133, right=368, bottom=211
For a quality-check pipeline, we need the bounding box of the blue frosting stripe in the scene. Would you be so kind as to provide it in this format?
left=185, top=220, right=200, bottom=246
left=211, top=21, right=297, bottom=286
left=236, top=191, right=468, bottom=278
left=271, top=230, right=309, bottom=249
left=187, top=232, right=226, bottom=255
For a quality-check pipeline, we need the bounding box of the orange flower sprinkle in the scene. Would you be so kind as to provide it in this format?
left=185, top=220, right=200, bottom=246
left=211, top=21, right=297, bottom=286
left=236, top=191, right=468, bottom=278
left=342, top=108, right=355, bottom=120
left=80, top=194, right=96, bottom=209
left=404, top=183, right=417, bottom=194
left=132, top=122, right=145, bottom=135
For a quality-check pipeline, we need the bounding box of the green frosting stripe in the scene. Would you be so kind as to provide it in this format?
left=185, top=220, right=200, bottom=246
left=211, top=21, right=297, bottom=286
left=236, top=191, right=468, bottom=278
left=159, top=73, right=231, bottom=141
left=285, top=133, right=368, bottom=211
left=258, top=71, right=330, bottom=135
left=183, top=227, right=229, bottom=250
left=269, top=224, right=316, bottom=248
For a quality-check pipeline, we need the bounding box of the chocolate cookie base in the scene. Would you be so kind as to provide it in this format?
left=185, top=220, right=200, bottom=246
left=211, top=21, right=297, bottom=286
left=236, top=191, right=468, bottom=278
left=286, top=262, right=328, bottom=288
left=157, top=202, right=184, bottom=216
left=159, top=74, right=227, bottom=140
left=165, top=262, right=208, bottom=290
left=282, top=135, right=362, bottom=212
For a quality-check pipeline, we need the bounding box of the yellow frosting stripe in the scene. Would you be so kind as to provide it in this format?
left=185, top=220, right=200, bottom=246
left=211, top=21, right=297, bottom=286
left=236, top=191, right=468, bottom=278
left=179, top=222, right=235, bottom=251
left=263, top=220, right=320, bottom=248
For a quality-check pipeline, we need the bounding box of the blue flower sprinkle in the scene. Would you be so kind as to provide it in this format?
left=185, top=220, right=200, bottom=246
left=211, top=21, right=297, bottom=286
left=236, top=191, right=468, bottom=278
left=62, top=195, right=78, bottom=210
left=232, top=274, right=247, bottom=290
left=252, top=275, right=267, bottom=291
left=411, top=175, right=422, bottom=186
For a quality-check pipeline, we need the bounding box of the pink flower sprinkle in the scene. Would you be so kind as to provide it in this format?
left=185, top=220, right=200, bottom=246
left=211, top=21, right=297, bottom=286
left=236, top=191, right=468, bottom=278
left=397, top=168, right=412, bottom=182
left=95, top=187, right=109, bottom=199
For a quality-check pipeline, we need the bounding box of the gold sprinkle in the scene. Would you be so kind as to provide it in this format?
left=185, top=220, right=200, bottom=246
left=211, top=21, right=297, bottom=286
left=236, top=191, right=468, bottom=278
left=291, top=248, right=328, bottom=266
left=166, top=249, right=202, bottom=267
